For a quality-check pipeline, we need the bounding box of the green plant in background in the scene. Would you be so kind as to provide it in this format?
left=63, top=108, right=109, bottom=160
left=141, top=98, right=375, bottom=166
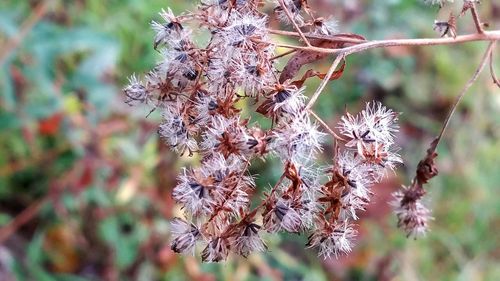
left=0, top=0, right=499, bottom=280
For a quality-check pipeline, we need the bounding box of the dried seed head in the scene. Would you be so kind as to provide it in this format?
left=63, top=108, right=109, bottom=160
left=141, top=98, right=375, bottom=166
left=173, top=168, right=217, bottom=216
left=264, top=198, right=303, bottom=233
left=338, top=102, right=401, bottom=171
left=151, top=8, right=190, bottom=49
left=124, top=75, right=148, bottom=106
left=312, top=18, right=339, bottom=35
left=270, top=113, right=325, bottom=165
left=274, top=0, right=304, bottom=26
left=391, top=186, right=432, bottom=238
left=231, top=222, right=267, bottom=257
left=159, top=104, right=199, bottom=155
left=201, top=237, right=230, bottom=262
left=201, top=116, right=256, bottom=158
left=223, top=13, right=268, bottom=49
left=307, top=221, right=357, bottom=259
left=124, top=2, right=405, bottom=262
left=170, top=218, right=201, bottom=254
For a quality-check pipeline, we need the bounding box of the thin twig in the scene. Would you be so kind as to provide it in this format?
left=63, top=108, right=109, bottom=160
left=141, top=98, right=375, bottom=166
left=308, top=109, right=345, bottom=141
left=489, top=47, right=500, bottom=87
left=469, top=3, right=484, bottom=34
left=277, top=0, right=312, bottom=47
left=0, top=0, right=51, bottom=65
left=434, top=41, right=496, bottom=148
left=400, top=41, right=496, bottom=207
left=268, top=29, right=366, bottom=44
left=273, top=31, right=500, bottom=54
left=306, top=54, right=345, bottom=110
left=271, top=49, right=297, bottom=60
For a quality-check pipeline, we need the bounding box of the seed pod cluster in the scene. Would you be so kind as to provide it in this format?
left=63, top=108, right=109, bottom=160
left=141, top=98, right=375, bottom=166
left=124, top=1, right=402, bottom=261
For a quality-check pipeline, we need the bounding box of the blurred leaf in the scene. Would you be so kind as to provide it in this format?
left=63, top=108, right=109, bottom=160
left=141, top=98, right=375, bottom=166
left=99, top=214, right=149, bottom=270
left=26, top=232, right=56, bottom=281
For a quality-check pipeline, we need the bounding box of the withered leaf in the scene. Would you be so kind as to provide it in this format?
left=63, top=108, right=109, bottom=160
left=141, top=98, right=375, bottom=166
left=279, top=33, right=364, bottom=83
left=256, top=98, right=274, bottom=117
left=291, top=58, right=346, bottom=88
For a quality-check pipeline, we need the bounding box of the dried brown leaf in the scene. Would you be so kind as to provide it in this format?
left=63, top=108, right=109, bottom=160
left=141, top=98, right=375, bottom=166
left=291, top=59, right=346, bottom=88
left=279, top=33, right=363, bottom=83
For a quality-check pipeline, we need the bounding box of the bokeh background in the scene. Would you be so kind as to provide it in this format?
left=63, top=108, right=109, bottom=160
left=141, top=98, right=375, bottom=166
left=1, top=0, right=499, bottom=280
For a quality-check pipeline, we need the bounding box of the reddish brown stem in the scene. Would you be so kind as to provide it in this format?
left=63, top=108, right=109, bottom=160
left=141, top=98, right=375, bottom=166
left=250, top=172, right=286, bottom=214
left=469, top=3, right=484, bottom=34
left=306, top=54, right=345, bottom=110
left=308, top=109, right=345, bottom=141
left=405, top=41, right=496, bottom=195
left=268, top=29, right=366, bottom=44
left=434, top=41, right=496, bottom=149
left=271, top=49, right=297, bottom=60
left=277, top=0, right=312, bottom=47
left=274, top=31, right=500, bottom=54
left=490, top=48, right=500, bottom=87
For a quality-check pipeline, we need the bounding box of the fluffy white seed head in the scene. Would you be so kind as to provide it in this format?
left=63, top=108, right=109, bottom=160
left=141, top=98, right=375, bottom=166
left=270, top=113, right=325, bottom=165
left=170, top=218, right=201, bottom=254
left=124, top=74, right=148, bottom=106
left=307, top=221, right=357, bottom=259
left=231, top=223, right=267, bottom=257
left=159, top=104, right=199, bottom=155
left=264, top=198, right=303, bottom=233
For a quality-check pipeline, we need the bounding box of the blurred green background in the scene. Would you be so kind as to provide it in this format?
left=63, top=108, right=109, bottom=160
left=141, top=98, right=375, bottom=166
left=0, top=0, right=499, bottom=280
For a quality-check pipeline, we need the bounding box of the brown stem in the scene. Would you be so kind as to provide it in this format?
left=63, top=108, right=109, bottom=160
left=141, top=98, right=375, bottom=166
left=308, top=109, right=345, bottom=141
left=277, top=0, right=312, bottom=47
left=306, top=54, right=345, bottom=110
left=403, top=41, right=496, bottom=195
left=434, top=41, right=496, bottom=149
left=469, top=3, right=484, bottom=34
left=273, top=31, right=500, bottom=54
left=489, top=48, right=500, bottom=87
left=247, top=172, right=286, bottom=215
left=268, top=29, right=366, bottom=44
left=271, top=49, right=297, bottom=60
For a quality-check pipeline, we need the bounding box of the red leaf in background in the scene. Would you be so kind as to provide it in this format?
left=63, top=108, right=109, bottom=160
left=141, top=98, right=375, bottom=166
left=77, top=161, right=94, bottom=189
left=38, top=113, right=63, bottom=136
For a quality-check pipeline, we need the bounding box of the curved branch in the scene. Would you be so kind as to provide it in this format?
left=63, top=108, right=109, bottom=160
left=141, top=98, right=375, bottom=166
left=469, top=2, right=484, bottom=34
left=274, top=31, right=500, bottom=55
left=490, top=49, right=500, bottom=87
left=306, top=54, right=344, bottom=110
left=434, top=41, right=496, bottom=148
left=268, top=29, right=367, bottom=44
left=277, top=0, right=312, bottom=47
